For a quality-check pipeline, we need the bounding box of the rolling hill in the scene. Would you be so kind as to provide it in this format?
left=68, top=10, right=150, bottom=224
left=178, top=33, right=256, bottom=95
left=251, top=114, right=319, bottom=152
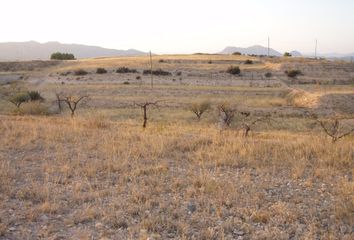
left=0, top=41, right=147, bottom=61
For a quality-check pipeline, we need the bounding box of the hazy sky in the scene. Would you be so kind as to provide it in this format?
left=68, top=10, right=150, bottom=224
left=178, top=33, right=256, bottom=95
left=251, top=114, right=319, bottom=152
left=1, top=0, right=353, bottom=54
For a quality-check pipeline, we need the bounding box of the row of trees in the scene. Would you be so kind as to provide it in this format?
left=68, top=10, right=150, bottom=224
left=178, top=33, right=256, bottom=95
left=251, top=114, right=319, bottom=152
left=7, top=90, right=354, bottom=142
left=50, top=52, right=76, bottom=60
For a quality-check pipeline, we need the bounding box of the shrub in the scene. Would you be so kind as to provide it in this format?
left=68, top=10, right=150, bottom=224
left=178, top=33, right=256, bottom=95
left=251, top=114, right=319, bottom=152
left=176, top=71, right=182, bottom=76
left=189, top=101, right=211, bottom=120
left=96, top=68, right=107, bottom=74
left=217, top=102, right=236, bottom=128
left=136, top=76, right=141, bottom=80
left=74, top=69, right=88, bottom=76
left=284, top=52, right=292, bottom=57
left=50, top=52, right=75, bottom=60
left=123, top=81, right=130, bottom=85
left=27, top=91, right=44, bottom=101
left=158, top=59, right=165, bottom=63
left=265, top=72, right=272, bottom=78
left=226, top=66, right=241, bottom=75
left=9, top=92, right=30, bottom=108
left=116, top=67, right=138, bottom=73
left=232, top=52, right=242, bottom=55
left=285, top=70, right=302, bottom=78
left=143, top=69, right=171, bottom=76
left=244, top=60, right=253, bottom=64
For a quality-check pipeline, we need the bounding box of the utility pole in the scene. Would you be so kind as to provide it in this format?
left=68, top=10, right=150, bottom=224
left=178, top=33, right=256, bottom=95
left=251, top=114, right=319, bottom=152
left=351, top=56, right=353, bottom=63
left=267, top=36, right=270, bottom=57
left=149, top=51, right=153, bottom=89
left=315, top=39, right=318, bottom=59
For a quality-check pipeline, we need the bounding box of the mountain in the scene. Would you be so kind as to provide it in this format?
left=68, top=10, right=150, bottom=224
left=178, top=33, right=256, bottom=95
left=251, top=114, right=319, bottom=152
left=0, top=41, right=147, bottom=61
left=290, top=50, right=302, bottom=57
left=219, top=45, right=282, bottom=56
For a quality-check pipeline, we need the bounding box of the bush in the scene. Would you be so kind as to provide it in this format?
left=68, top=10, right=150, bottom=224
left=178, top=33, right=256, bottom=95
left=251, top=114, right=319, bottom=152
left=9, top=92, right=30, bottom=108
left=123, top=81, right=130, bottom=85
left=74, top=69, right=88, bottom=76
left=50, top=52, right=75, bottom=60
left=244, top=60, right=253, bottom=64
left=189, top=101, right=211, bottom=120
left=285, top=70, right=302, bottom=78
left=158, top=59, right=165, bottom=63
left=143, top=69, right=171, bottom=76
left=232, top=52, right=242, bottom=55
left=96, top=68, right=107, bottom=74
left=284, top=52, right=292, bottom=57
left=226, top=66, right=241, bottom=75
left=265, top=72, right=272, bottom=78
left=116, top=67, right=138, bottom=73
left=27, top=91, right=44, bottom=101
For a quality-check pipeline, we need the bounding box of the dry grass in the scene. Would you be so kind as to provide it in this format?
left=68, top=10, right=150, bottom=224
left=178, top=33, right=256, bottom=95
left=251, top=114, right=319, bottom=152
left=0, top=115, right=353, bottom=239
left=0, top=54, right=353, bottom=239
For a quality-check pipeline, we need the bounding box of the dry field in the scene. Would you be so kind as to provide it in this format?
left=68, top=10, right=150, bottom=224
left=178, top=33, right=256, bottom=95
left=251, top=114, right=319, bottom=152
left=0, top=55, right=353, bottom=239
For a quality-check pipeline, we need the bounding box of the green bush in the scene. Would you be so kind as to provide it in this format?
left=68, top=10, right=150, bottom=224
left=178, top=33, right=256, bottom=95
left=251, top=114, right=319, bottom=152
left=96, top=68, right=107, bottom=74
left=9, top=93, right=30, bottom=108
left=285, top=70, right=302, bottom=78
left=284, top=52, right=292, bottom=57
left=50, top=52, right=75, bottom=60
left=232, top=52, right=242, bottom=55
left=116, top=67, right=138, bottom=73
left=27, top=91, right=44, bottom=101
left=244, top=60, right=253, bottom=64
left=265, top=72, right=272, bottom=78
left=74, top=69, right=88, bottom=76
left=143, top=69, right=171, bottom=76
left=226, top=66, right=241, bottom=75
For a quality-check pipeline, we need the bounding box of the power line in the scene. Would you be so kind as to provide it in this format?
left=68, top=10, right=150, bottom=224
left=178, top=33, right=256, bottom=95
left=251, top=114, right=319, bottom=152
left=315, top=39, right=318, bottom=59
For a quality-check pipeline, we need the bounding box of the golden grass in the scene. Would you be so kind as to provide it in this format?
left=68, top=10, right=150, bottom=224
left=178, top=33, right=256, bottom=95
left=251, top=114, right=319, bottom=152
left=0, top=115, right=353, bottom=239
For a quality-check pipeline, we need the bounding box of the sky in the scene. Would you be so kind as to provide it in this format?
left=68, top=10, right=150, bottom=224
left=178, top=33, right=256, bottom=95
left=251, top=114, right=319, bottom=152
left=1, top=0, right=354, bottom=54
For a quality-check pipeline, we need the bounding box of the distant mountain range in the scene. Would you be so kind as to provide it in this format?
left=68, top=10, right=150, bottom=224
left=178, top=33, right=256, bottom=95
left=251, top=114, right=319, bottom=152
left=219, top=45, right=354, bottom=61
left=0, top=41, right=147, bottom=61
left=219, top=45, right=283, bottom=56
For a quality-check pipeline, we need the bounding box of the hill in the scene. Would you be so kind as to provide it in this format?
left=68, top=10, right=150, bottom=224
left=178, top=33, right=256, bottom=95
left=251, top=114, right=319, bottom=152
left=0, top=41, right=147, bottom=61
left=219, top=45, right=282, bottom=56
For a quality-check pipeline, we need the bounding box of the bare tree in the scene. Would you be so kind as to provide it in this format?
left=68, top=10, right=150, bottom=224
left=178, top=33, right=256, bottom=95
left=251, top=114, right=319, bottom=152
left=315, top=117, right=354, bottom=143
left=217, top=103, right=237, bottom=128
left=239, top=112, right=273, bottom=137
left=54, top=92, right=63, bottom=112
left=58, top=95, right=88, bottom=117
left=189, top=101, right=211, bottom=120
left=135, top=101, right=160, bottom=128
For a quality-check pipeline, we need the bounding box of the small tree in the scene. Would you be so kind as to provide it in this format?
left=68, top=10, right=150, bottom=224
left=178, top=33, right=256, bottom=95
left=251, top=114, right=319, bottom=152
left=315, top=117, right=354, bottom=143
left=54, top=92, right=63, bottom=112
left=189, top=101, right=211, bottom=120
left=218, top=102, right=237, bottom=128
left=135, top=101, right=159, bottom=128
left=239, top=112, right=273, bottom=137
left=284, top=52, right=292, bottom=57
left=9, top=93, right=30, bottom=108
left=58, top=95, right=88, bottom=117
